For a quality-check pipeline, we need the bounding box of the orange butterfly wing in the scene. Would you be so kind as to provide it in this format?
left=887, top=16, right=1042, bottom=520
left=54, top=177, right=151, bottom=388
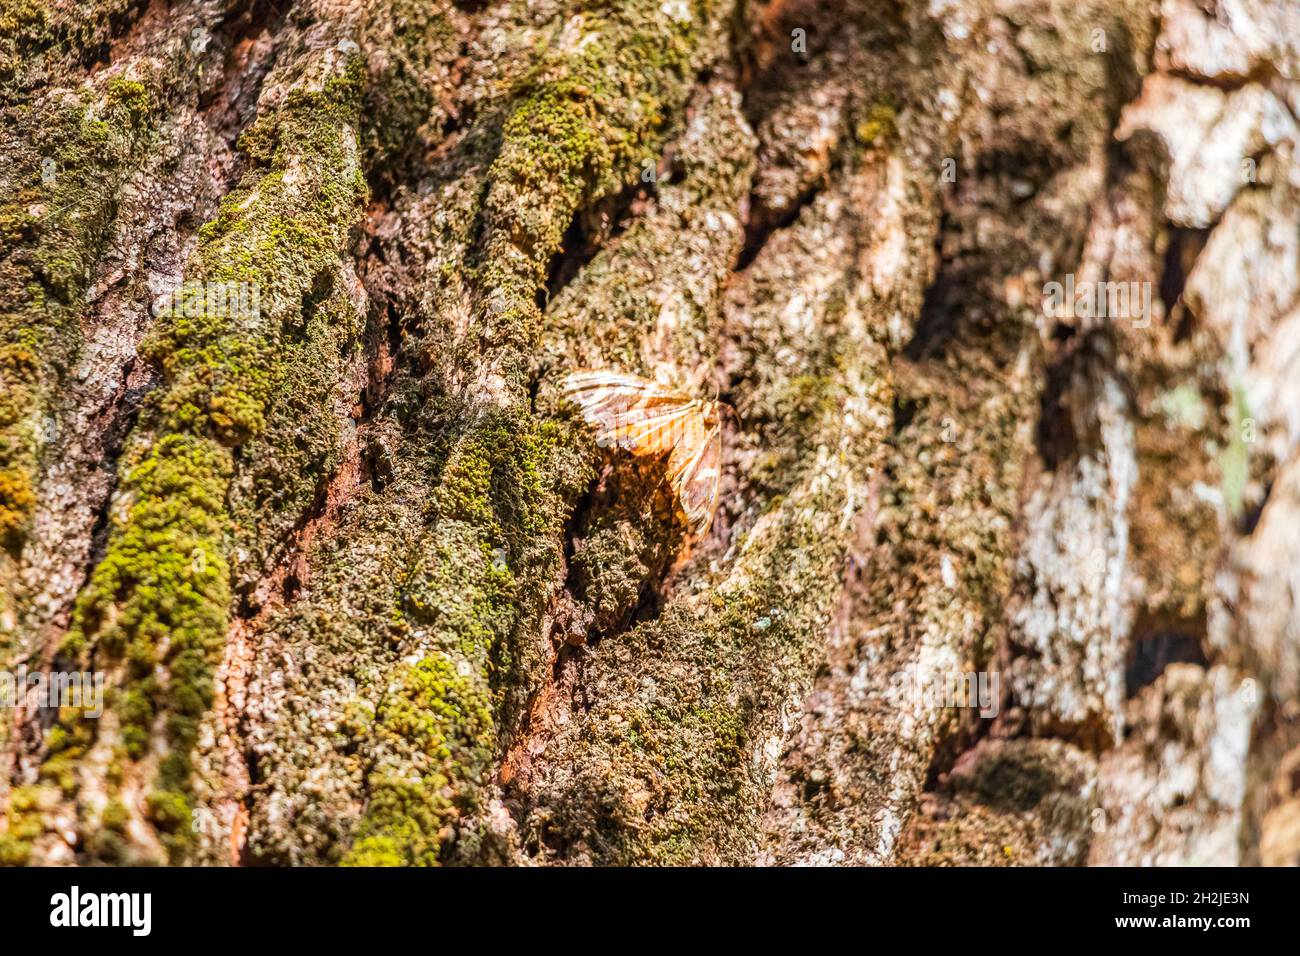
left=563, top=371, right=698, bottom=455
left=562, top=370, right=722, bottom=534
left=670, top=422, right=721, bottom=534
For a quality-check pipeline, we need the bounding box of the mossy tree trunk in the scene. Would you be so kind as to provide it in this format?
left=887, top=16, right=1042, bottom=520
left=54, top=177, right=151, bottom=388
left=2, top=0, right=1299, bottom=866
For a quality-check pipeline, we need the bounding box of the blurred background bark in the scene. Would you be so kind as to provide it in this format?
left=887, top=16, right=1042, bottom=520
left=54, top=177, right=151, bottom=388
left=1, top=0, right=1298, bottom=866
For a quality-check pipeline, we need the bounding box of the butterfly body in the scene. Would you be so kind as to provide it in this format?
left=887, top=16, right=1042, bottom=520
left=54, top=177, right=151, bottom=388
left=562, top=370, right=722, bottom=535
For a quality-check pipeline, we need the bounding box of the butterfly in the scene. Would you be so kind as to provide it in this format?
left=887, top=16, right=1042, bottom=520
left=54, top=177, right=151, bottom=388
left=562, top=370, right=723, bottom=535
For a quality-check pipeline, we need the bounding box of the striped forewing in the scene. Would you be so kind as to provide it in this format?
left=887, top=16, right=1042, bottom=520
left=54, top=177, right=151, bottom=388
left=562, top=370, right=722, bottom=534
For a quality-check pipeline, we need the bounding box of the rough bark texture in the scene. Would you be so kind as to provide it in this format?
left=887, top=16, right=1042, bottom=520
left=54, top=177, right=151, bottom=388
left=1, top=0, right=1298, bottom=866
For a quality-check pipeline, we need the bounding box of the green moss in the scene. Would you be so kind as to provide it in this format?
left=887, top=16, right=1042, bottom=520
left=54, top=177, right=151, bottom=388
left=225, top=0, right=713, bottom=866
left=0, top=0, right=138, bottom=82
left=139, top=789, right=192, bottom=860
left=0, top=836, right=30, bottom=866
left=100, top=799, right=128, bottom=832
left=431, top=413, right=566, bottom=551
left=523, top=504, right=851, bottom=864
left=0, top=0, right=48, bottom=39
left=0, top=466, right=35, bottom=549
left=144, top=789, right=189, bottom=830
left=359, top=0, right=459, bottom=168
left=61, top=433, right=231, bottom=804
left=34, top=709, right=92, bottom=796
left=854, top=101, right=899, bottom=148
left=474, top=0, right=706, bottom=375
left=0, top=72, right=160, bottom=563
left=43, top=724, right=68, bottom=754
left=0, top=784, right=48, bottom=865
left=47, top=50, right=370, bottom=862
left=342, top=654, right=495, bottom=867
left=747, top=372, right=847, bottom=490
left=241, top=399, right=588, bottom=864
left=227, top=289, right=363, bottom=586
left=104, top=76, right=150, bottom=118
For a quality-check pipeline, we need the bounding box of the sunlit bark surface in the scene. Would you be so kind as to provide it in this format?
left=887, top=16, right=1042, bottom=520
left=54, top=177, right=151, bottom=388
left=1, top=0, right=1298, bottom=866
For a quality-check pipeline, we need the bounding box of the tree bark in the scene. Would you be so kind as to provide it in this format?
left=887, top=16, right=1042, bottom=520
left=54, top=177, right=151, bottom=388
left=1, top=0, right=1298, bottom=866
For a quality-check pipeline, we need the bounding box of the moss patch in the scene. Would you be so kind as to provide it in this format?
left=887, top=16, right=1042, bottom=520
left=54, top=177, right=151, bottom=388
left=0, top=69, right=158, bottom=557
left=50, top=50, right=369, bottom=862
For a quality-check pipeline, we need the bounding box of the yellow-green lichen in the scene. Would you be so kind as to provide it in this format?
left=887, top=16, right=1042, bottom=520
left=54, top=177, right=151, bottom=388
left=1220, top=382, right=1251, bottom=519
